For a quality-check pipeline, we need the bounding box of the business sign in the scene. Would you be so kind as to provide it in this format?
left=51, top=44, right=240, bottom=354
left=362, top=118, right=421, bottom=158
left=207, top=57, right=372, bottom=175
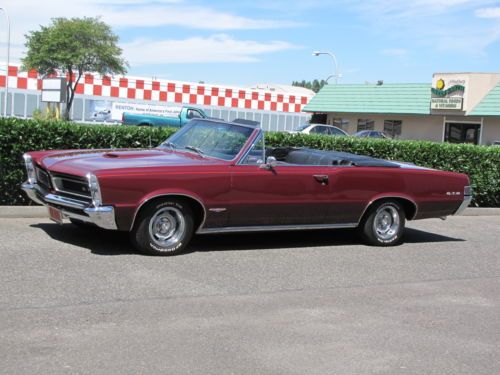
left=41, top=78, right=66, bottom=103
left=430, top=76, right=466, bottom=111
left=430, top=97, right=463, bottom=110
left=110, top=102, right=182, bottom=121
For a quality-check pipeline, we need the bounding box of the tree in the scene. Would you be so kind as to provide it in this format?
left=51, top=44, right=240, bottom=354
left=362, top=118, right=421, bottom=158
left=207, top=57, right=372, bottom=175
left=22, top=17, right=128, bottom=120
left=291, top=79, right=327, bottom=93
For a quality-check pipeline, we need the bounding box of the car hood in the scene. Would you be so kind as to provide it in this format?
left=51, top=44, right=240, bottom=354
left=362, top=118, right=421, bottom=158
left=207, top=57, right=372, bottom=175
left=37, top=148, right=224, bottom=177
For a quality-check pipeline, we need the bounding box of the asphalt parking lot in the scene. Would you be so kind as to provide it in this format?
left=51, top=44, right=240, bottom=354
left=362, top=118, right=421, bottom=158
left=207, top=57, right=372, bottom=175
left=0, top=215, right=499, bottom=375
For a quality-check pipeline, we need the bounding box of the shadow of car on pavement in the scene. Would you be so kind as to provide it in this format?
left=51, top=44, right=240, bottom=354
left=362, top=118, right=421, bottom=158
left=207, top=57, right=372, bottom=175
left=31, top=222, right=465, bottom=256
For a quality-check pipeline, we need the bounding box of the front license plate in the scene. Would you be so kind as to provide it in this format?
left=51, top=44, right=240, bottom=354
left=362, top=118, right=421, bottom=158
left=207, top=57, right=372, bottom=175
left=48, top=206, right=64, bottom=224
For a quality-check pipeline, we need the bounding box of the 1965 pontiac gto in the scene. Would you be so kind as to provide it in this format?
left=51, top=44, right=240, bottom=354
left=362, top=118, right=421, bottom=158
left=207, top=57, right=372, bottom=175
left=22, top=119, right=472, bottom=255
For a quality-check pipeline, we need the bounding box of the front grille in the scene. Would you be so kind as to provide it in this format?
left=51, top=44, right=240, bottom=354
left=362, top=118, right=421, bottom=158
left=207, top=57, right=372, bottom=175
left=51, top=173, right=91, bottom=200
left=35, top=167, right=51, bottom=190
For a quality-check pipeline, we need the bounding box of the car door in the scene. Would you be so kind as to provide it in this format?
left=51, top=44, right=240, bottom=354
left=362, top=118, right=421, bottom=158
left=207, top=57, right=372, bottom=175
left=228, top=135, right=330, bottom=226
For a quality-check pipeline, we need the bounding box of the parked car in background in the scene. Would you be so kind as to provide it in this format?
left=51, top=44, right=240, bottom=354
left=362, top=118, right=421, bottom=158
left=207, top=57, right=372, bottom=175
left=122, top=106, right=207, bottom=127
left=353, top=130, right=389, bottom=139
left=22, top=118, right=472, bottom=256
left=289, top=123, right=348, bottom=137
left=491, top=140, right=500, bottom=146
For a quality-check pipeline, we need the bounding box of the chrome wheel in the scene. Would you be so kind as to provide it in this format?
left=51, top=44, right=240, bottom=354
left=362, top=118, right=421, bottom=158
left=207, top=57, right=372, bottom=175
left=148, top=207, right=186, bottom=248
left=373, top=205, right=400, bottom=241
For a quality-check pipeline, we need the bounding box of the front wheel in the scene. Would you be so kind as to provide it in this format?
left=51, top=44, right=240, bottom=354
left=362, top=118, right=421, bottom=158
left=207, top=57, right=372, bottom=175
left=131, top=199, right=195, bottom=256
left=360, top=201, right=405, bottom=246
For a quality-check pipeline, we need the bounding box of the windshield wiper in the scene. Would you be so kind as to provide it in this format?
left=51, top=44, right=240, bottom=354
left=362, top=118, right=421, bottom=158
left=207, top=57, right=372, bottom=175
left=161, top=141, right=177, bottom=150
left=184, top=145, right=205, bottom=157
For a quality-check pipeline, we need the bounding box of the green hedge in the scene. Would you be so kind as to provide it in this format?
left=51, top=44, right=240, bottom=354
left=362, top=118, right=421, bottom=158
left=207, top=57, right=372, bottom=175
left=1, top=118, right=499, bottom=207
left=0, top=118, right=175, bottom=205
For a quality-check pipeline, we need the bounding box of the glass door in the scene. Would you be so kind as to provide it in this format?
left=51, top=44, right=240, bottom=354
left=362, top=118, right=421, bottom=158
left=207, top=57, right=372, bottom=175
left=445, top=122, right=480, bottom=144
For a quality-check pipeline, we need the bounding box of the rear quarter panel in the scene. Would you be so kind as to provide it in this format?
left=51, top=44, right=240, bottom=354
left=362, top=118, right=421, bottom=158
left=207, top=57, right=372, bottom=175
left=326, top=167, right=469, bottom=223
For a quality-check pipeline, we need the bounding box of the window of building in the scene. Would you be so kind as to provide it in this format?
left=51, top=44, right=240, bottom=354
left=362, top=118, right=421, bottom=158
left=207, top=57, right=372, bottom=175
left=357, top=119, right=374, bottom=131
left=331, top=118, right=349, bottom=131
left=444, top=122, right=480, bottom=144
left=384, top=120, right=402, bottom=138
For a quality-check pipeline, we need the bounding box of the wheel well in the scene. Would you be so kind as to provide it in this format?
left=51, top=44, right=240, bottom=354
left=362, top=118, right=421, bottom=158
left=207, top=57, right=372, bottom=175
left=138, top=122, right=152, bottom=126
left=361, top=197, right=417, bottom=222
left=132, top=195, right=206, bottom=231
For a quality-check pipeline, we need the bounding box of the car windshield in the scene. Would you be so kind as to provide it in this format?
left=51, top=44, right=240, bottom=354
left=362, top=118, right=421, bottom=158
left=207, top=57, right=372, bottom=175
left=294, top=123, right=310, bottom=131
left=159, top=120, right=255, bottom=160
left=353, top=131, right=367, bottom=137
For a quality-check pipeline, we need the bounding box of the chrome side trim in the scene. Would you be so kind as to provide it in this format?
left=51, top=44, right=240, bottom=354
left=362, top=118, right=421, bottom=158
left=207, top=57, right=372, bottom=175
left=129, top=193, right=207, bottom=231
left=197, top=222, right=358, bottom=234
left=209, top=208, right=227, bottom=213
left=356, top=195, right=419, bottom=224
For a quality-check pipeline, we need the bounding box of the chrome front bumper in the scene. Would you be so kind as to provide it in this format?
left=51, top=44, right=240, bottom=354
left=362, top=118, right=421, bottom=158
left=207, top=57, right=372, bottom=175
left=453, top=186, right=473, bottom=216
left=22, top=182, right=117, bottom=230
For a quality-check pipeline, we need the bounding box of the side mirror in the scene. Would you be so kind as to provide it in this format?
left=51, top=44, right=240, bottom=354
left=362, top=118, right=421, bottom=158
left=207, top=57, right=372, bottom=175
left=259, top=156, right=278, bottom=170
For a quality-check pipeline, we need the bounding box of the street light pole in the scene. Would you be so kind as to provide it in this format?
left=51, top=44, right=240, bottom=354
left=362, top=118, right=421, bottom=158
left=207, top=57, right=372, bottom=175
left=0, top=7, right=10, bottom=117
left=312, top=51, right=339, bottom=84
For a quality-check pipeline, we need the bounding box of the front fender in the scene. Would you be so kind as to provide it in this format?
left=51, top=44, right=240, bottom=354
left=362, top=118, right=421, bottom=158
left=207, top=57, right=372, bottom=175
left=116, top=188, right=207, bottom=231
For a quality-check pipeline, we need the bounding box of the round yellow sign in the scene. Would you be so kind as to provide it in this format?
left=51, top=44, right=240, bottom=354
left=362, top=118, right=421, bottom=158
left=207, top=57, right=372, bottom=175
left=436, top=79, right=445, bottom=90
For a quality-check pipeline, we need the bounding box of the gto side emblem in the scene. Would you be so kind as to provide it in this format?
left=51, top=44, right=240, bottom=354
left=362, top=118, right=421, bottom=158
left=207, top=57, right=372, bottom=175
left=446, top=192, right=460, bottom=196
left=209, top=208, right=227, bottom=213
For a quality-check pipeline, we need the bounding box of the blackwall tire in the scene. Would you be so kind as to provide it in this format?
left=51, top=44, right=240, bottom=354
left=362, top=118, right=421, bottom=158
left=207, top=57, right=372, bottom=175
left=360, top=201, right=405, bottom=246
left=131, top=199, right=194, bottom=256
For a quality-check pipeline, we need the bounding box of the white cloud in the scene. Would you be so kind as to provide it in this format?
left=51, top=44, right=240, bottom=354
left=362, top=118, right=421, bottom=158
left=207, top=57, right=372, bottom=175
left=345, top=0, right=500, bottom=55
left=0, top=0, right=300, bottom=47
left=0, top=0, right=301, bottom=68
left=354, top=0, right=494, bottom=18
left=102, top=5, right=301, bottom=29
left=122, top=34, right=299, bottom=65
left=475, top=7, right=500, bottom=18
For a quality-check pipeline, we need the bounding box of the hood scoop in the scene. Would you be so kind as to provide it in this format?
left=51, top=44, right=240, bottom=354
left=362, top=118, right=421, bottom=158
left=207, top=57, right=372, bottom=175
left=103, top=152, right=120, bottom=158
left=101, top=149, right=162, bottom=159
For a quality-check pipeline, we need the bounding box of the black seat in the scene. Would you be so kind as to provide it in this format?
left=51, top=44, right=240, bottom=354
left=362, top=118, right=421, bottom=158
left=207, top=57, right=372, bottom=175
left=284, top=148, right=399, bottom=168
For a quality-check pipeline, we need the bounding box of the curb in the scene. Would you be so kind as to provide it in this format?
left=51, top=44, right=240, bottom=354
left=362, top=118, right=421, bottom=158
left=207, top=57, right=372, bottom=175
left=0, top=206, right=48, bottom=218
left=1, top=206, right=499, bottom=219
left=458, top=207, right=500, bottom=216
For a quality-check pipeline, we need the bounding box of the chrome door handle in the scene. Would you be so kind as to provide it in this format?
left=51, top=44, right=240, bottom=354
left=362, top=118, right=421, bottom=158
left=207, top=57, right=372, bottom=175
left=313, top=174, right=329, bottom=185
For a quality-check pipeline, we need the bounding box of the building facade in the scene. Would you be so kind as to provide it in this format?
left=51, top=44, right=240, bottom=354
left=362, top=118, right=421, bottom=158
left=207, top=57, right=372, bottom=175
left=304, top=73, right=500, bottom=145
left=0, top=64, right=313, bottom=132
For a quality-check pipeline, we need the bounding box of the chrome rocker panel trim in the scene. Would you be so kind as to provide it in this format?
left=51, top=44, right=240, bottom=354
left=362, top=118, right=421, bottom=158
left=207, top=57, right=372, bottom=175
left=197, top=222, right=358, bottom=234
left=22, top=182, right=117, bottom=230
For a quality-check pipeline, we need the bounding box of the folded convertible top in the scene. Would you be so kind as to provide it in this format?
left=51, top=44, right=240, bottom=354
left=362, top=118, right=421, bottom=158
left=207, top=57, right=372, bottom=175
left=283, top=148, right=401, bottom=168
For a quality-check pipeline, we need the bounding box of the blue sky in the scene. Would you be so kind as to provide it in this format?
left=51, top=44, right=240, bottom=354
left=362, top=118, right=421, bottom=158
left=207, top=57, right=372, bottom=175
left=3, top=0, right=500, bottom=86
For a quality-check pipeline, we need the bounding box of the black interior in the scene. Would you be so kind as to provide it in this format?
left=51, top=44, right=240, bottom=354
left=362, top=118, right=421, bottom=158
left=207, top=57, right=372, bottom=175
left=266, top=147, right=400, bottom=168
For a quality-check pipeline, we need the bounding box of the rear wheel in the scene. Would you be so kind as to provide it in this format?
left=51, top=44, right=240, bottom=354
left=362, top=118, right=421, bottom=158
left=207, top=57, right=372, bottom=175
left=360, top=201, right=405, bottom=246
left=130, top=199, right=194, bottom=256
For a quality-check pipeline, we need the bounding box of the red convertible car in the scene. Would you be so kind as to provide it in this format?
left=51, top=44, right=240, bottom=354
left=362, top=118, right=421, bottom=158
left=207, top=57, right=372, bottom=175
left=22, top=119, right=471, bottom=255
